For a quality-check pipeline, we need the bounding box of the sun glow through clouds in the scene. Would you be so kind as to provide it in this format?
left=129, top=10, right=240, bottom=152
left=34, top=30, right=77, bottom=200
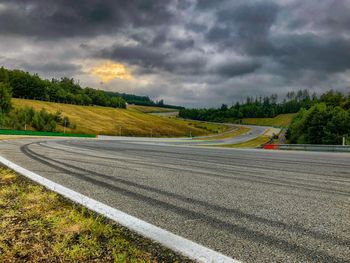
left=90, top=61, right=132, bottom=83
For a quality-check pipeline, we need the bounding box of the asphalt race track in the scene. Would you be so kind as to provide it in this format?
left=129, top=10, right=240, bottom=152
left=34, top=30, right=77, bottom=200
left=0, top=138, right=349, bottom=262
left=99, top=124, right=268, bottom=145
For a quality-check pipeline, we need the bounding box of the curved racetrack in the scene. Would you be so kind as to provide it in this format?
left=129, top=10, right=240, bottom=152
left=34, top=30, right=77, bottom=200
left=0, top=138, right=349, bottom=262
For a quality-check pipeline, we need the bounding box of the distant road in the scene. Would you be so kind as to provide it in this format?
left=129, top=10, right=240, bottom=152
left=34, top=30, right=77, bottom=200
left=99, top=124, right=269, bottom=145
left=0, top=138, right=349, bottom=262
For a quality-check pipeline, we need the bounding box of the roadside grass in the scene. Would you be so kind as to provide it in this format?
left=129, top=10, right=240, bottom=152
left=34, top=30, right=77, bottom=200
left=0, top=167, right=191, bottom=263
left=12, top=99, right=225, bottom=137
left=188, top=121, right=230, bottom=135
left=222, top=135, right=271, bottom=148
left=128, top=105, right=178, bottom=114
left=241, top=113, right=296, bottom=128
left=197, top=126, right=250, bottom=140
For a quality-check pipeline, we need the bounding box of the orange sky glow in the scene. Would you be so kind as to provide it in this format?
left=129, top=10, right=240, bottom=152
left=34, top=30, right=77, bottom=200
left=90, top=61, right=132, bottom=83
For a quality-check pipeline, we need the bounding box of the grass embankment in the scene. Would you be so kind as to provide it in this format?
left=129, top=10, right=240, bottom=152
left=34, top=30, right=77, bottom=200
left=198, top=126, right=250, bottom=140
left=188, top=121, right=229, bottom=136
left=223, top=135, right=271, bottom=148
left=0, top=167, right=191, bottom=262
left=241, top=113, right=296, bottom=128
left=128, top=105, right=178, bottom=114
left=12, top=99, right=225, bottom=137
left=221, top=127, right=281, bottom=148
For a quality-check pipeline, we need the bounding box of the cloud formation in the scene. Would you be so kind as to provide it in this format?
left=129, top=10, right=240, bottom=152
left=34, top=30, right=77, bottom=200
left=0, top=0, right=349, bottom=107
left=90, top=61, right=132, bottom=83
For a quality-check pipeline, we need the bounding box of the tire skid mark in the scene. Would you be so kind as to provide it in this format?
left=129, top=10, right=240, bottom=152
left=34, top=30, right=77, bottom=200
left=22, top=143, right=350, bottom=251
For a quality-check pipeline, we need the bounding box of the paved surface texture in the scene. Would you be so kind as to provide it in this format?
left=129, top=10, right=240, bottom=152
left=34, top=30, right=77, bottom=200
left=0, top=138, right=349, bottom=263
left=99, top=124, right=269, bottom=146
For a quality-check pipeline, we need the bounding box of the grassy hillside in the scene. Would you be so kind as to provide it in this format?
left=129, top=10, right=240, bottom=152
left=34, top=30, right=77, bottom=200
left=223, top=135, right=271, bottom=148
left=241, top=113, right=296, bottom=128
left=127, top=105, right=178, bottom=113
left=198, top=126, right=250, bottom=141
left=12, top=99, right=225, bottom=137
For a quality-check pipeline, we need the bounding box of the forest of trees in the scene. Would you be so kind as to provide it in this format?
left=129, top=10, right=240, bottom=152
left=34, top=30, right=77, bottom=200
left=0, top=66, right=181, bottom=110
left=105, top=91, right=184, bottom=109
left=105, top=91, right=154, bottom=106
left=179, top=90, right=317, bottom=122
left=0, top=67, right=126, bottom=108
left=0, top=69, right=72, bottom=132
left=287, top=91, right=350, bottom=145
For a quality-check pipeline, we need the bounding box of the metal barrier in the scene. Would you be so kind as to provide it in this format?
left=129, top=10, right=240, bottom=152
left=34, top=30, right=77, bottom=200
left=263, top=144, right=350, bottom=152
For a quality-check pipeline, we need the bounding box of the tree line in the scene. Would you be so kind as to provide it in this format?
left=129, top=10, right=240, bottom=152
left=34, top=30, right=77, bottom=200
left=0, top=67, right=126, bottom=108
left=179, top=90, right=316, bottom=122
left=105, top=91, right=184, bottom=109
left=0, top=66, right=183, bottom=110
left=179, top=89, right=350, bottom=145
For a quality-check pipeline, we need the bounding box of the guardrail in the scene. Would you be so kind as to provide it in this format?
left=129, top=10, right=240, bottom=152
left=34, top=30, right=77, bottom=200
left=263, top=144, right=350, bottom=152
left=0, top=129, right=96, bottom=138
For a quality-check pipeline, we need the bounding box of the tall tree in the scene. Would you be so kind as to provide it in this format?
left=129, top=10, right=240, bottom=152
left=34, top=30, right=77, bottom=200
left=0, top=67, right=9, bottom=83
left=0, top=82, right=12, bottom=113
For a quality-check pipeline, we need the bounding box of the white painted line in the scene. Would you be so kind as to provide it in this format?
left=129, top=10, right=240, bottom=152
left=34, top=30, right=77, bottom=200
left=0, top=156, right=240, bottom=263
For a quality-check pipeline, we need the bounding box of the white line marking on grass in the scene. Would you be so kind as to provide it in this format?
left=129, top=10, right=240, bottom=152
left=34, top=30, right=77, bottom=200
left=0, top=155, right=240, bottom=263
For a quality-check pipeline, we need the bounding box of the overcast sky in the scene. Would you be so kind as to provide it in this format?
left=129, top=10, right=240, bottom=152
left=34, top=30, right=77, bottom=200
left=0, top=0, right=349, bottom=107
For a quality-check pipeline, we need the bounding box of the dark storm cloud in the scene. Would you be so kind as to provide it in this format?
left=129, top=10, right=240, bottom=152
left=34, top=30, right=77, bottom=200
left=173, top=39, right=195, bottom=50
left=206, top=1, right=279, bottom=55
left=213, top=61, right=261, bottom=77
left=217, top=2, right=279, bottom=35
left=195, top=0, right=227, bottom=11
left=202, top=0, right=350, bottom=84
left=272, top=34, right=350, bottom=73
left=284, top=0, right=350, bottom=33
left=1, top=0, right=350, bottom=107
left=99, top=44, right=207, bottom=76
left=98, top=41, right=260, bottom=78
left=20, top=62, right=82, bottom=75
left=99, top=45, right=169, bottom=71
left=0, top=0, right=173, bottom=38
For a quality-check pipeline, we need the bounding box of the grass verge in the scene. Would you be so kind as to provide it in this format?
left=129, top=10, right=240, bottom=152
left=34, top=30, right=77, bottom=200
left=197, top=126, right=250, bottom=140
left=0, top=167, right=191, bottom=262
left=241, top=113, right=296, bottom=128
left=188, top=121, right=230, bottom=135
left=221, top=135, right=271, bottom=148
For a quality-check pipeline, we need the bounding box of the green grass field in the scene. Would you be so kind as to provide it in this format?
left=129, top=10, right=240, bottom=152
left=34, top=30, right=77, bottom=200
left=241, top=113, right=296, bottom=128
left=12, top=99, right=225, bottom=137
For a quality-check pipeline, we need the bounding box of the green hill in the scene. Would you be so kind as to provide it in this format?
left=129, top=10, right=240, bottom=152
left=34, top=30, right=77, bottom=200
left=12, top=99, right=226, bottom=137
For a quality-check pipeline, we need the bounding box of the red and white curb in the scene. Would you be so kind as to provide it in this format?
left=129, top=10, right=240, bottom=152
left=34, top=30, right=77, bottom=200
left=0, top=156, right=240, bottom=263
